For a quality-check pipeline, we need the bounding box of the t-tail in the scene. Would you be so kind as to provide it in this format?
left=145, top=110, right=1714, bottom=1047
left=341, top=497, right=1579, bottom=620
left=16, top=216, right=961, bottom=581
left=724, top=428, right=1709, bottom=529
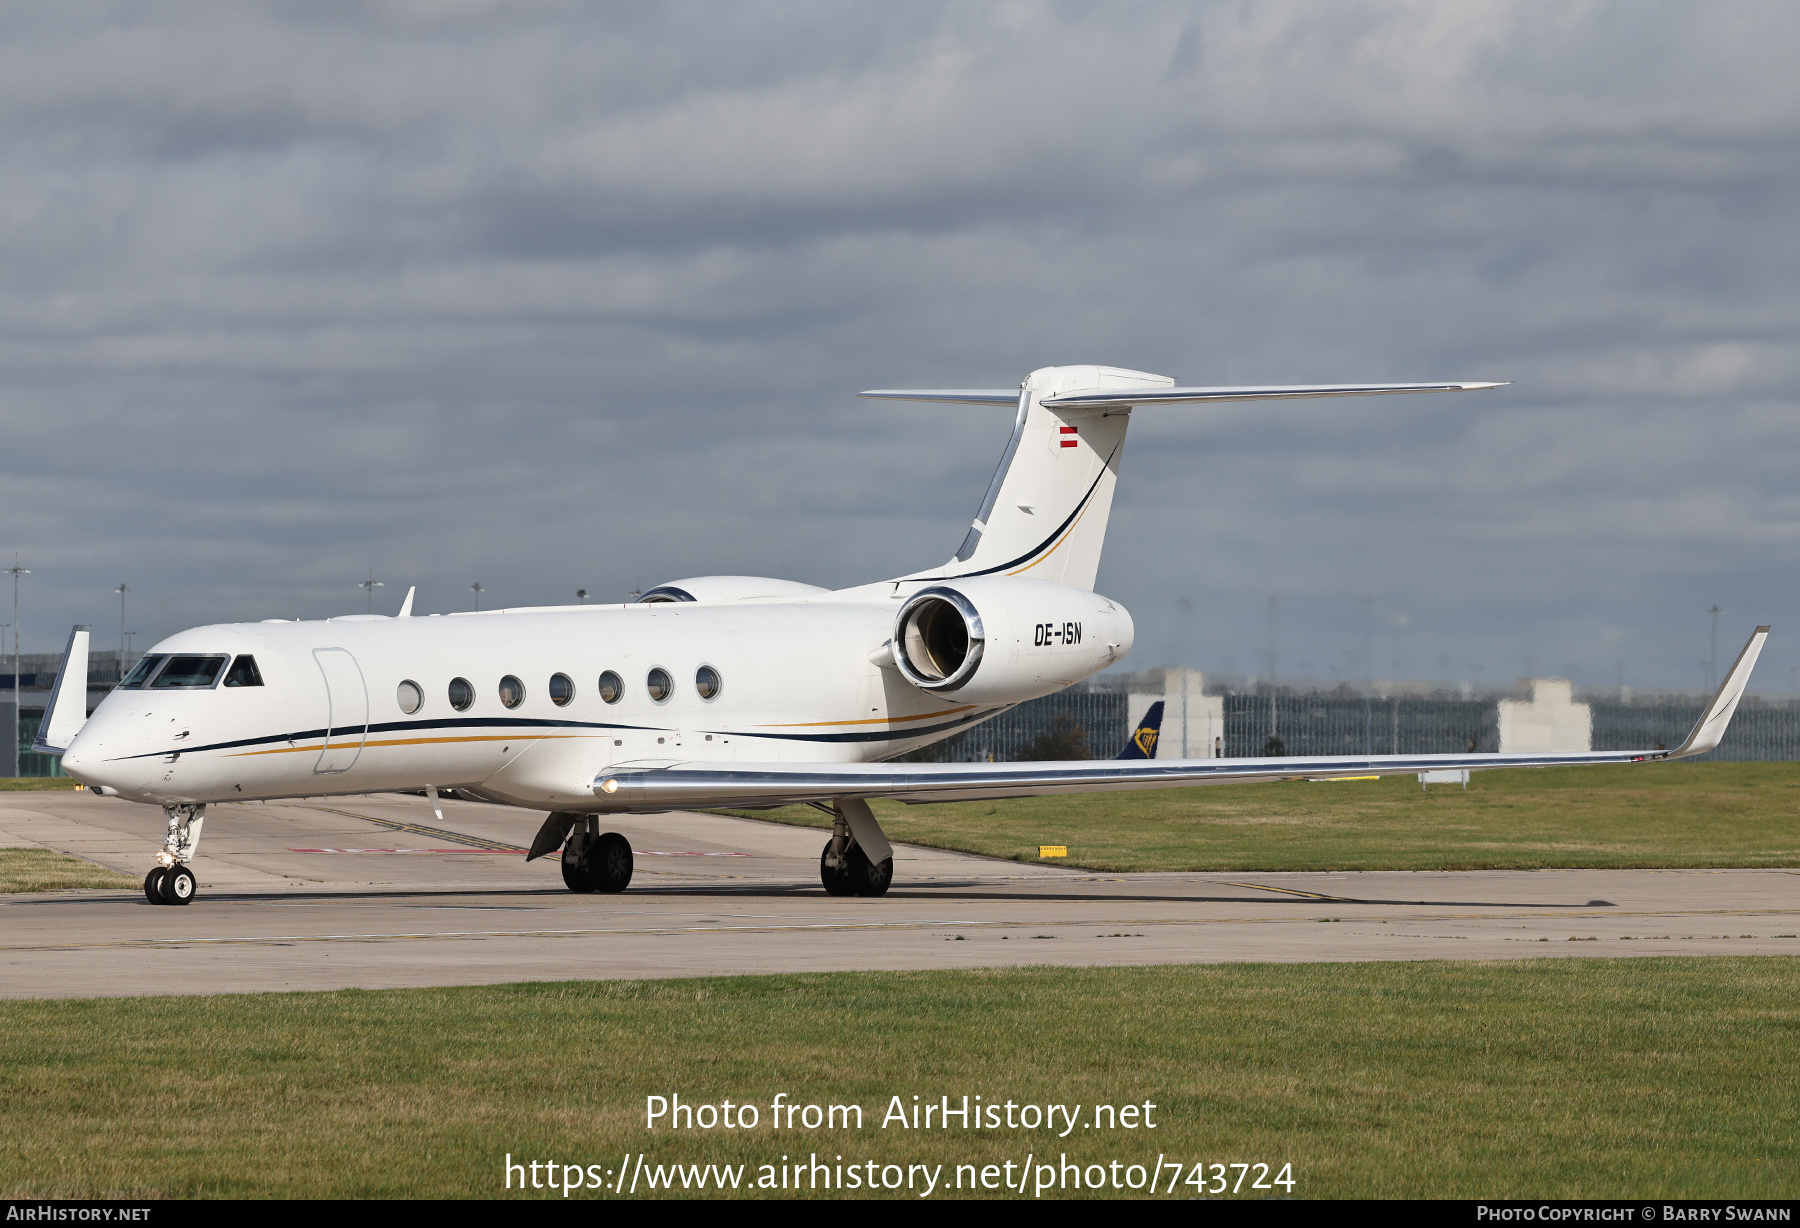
left=863, top=368, right=1506, bottom=591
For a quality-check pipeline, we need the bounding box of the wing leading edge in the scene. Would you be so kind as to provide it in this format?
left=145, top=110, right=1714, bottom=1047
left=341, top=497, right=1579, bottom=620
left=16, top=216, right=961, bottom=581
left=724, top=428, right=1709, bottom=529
left=596, top=628, right=1769, bottom=812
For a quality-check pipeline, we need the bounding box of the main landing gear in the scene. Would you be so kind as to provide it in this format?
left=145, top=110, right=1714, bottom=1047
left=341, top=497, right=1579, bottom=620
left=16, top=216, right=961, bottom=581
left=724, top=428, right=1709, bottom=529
left=525, top=811, right=634, bottom=893
left=144, top=804, right=205, bottom=906
left=563, top=828, right=633, bottom=893
left=820, top=799, right=893, bottom=898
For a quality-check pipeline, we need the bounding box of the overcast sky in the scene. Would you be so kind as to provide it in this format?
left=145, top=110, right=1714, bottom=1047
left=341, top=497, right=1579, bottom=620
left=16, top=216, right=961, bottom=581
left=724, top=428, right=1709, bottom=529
left=2, top=1, right=1797, bottom=694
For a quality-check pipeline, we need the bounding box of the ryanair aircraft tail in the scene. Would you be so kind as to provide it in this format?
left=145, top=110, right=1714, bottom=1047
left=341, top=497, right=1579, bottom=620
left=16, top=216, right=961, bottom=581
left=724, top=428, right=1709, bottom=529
left=1116, top=700, right=1164, bottom=760
left=864, top=367, right=1503, bottom=592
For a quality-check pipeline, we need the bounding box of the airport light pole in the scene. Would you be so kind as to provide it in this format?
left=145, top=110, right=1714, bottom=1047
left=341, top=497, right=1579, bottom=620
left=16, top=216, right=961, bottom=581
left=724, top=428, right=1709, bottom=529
left=359, top=570, right=384, bottom=614
left=1265, top=595, right=1279, bottom=745
left=114, top=584, right=130, bottom=672
left=1707, top=605, right=1723, bottom=693
left=6, top=554, right=28, bottom=776
left=470, top=582, right=484, bottom=611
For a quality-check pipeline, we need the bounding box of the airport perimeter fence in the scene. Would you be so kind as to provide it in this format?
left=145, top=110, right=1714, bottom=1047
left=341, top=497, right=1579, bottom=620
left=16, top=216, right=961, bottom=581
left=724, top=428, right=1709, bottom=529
left=913, top=689, right=1800, bottom=763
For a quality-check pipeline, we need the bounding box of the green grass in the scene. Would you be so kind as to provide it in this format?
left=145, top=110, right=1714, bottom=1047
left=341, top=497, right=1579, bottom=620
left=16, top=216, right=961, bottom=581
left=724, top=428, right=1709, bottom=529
left=0, top=777, right=82, bottom=791
left=0, top=847, right=139, bottom=893
left=1, top=958, right=1795, bottom=1198
left=723, top=761, right=1800, bottom=871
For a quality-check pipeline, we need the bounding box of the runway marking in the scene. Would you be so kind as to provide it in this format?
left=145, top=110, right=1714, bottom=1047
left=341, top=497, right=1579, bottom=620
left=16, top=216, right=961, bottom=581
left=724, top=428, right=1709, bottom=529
left=305, top=806, right=525, bottom=853
left=637, top=851, right=751, bottom=857
left=290, top=848, right=527, bottom=855
left=8, top=907, right=1799, bottom=953
left=1216, top=881, right=1355, bottom=902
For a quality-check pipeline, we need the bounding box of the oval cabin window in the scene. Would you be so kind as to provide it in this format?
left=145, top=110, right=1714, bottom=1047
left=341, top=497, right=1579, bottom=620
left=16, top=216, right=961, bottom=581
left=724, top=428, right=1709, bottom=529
left=598, top=671, right=623, bottom=704
left=448, top=677, right=474, bottom=712
left=695, top=665, right=721, bottom=700
left=549, top=673, right=574, bottom=706
left=498, top=675, right=526, bottom=709
left=646, top=667, right=672, bottom=702
left=397, top=680, right=423, bottom=714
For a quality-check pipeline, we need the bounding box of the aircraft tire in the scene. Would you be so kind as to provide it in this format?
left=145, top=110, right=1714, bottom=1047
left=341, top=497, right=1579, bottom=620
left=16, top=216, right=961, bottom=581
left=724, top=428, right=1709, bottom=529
left=846, top=844, right=893, bottom=898
left=159, top=864, right=197, bottom=906
left=561, top=832, right=597, bottom=893
left=593, top=832, right=633, bottom=893
left=143, top=868, right=166, bottom=905
left=819, top=841, right=856, bottom=896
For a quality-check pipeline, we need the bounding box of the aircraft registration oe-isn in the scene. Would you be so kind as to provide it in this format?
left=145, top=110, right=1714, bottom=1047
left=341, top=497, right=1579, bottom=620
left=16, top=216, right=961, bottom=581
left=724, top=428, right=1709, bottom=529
left=36, top=365, right=1770, bottom=906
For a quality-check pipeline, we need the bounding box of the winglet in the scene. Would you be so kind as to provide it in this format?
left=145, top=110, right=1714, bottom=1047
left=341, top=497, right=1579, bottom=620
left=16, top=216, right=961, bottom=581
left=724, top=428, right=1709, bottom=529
left=1117, top=700, right=1164, bottom=760
left=1668, top=625, right=1771, bottom=759
left=398, top=586, right=415, bottom=618
left=32, top=625, right=91, bottom=754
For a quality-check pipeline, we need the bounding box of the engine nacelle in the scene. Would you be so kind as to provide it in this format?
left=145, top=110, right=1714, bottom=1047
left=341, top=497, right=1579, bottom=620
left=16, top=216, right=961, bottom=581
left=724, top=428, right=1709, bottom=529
left=891, top=576, right=1134, bottom=705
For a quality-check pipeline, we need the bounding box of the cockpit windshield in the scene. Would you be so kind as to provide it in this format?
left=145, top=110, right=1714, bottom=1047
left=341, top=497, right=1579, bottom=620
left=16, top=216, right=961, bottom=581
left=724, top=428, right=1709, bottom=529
left=224, top=655, right=264, bottom=687
left=148, top=654, right=230, bottom=689
left=119, top=654, right=167, bottom=688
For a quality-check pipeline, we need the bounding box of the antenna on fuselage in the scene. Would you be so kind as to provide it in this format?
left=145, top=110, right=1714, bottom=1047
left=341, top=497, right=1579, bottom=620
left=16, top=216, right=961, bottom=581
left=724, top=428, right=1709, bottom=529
left=397, top=586, right=415, bottom=617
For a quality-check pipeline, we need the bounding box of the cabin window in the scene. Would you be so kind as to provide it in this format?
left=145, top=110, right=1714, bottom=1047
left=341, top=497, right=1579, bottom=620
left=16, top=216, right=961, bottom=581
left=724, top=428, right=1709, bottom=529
left=598, top=670, right=623, bottom=704
left=498, top=675, right=525, bottom=709
left=397, top=679, right=423, bottom=714
left=120, top=654, right=167, bottom=688
left=224, top=656, right=264, bottom=688
left=549, top=673, right=574, bottom=706
left=448, top=677, right=474, bottom=711
left=695, top=665, right=721, bottom=700
left=148, top=654, right=229, bottom=689
left=646, top=667, right=672, bottom=702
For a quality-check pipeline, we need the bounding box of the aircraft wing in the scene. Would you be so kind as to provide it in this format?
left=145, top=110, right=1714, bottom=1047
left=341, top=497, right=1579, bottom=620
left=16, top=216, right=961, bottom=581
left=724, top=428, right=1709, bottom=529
left=596, top=627, right=1768, bottom=812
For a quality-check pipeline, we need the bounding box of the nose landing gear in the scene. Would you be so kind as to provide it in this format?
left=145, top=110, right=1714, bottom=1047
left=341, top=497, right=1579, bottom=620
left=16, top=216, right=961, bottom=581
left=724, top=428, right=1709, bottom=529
left=145, top=804, right=204, bottom=906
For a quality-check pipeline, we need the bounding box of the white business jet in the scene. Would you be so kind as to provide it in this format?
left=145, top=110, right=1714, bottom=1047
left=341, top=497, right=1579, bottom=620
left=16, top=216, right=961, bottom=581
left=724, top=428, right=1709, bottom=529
left=38, top=365, right=1768, bottom=906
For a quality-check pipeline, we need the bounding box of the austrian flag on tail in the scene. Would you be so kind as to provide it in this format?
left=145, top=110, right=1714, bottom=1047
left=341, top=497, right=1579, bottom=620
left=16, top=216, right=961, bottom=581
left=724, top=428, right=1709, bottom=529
left=1060, top=425, right=1078, bottom=448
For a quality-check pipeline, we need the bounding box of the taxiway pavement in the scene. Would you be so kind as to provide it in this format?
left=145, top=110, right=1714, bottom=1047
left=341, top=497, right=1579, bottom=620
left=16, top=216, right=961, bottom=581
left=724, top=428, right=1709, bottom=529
left=2, top=789, right=1796, bottom=998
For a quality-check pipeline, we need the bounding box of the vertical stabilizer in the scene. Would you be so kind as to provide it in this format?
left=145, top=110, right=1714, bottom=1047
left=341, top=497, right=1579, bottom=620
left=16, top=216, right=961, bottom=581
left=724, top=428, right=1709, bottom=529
left=909, top=365, right=1170, bottom=591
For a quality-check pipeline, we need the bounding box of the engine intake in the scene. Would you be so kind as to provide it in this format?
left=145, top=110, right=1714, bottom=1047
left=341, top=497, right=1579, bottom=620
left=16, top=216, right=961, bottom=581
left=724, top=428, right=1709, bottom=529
left=895, top=587, right=985, bottom=692
left=887, top=576, right=1134, bottom=704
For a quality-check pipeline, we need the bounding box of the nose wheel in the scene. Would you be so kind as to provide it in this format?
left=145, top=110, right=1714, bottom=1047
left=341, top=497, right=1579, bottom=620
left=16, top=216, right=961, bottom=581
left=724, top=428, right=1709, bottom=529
left=144, top=804, right=204, bottom=905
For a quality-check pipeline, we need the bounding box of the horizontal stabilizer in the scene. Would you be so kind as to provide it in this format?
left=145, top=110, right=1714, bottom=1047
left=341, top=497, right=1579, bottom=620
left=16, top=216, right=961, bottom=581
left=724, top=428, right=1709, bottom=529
left=858, top=389, right=1020, bottom=405
left=1041, top=382, right=1506, bottom=408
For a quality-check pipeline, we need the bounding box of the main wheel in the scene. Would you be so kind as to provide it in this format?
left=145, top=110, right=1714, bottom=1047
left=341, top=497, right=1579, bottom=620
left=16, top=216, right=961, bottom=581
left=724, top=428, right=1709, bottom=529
left=820, top=840, right=856, bottom=896
left=159, top=864, right=197, bottom=905
left=561, top=832, right=597, bottom=892
left=143, top=867, right=166, bottom=905
left=593, top=832, right=633, bottom=893
left=846, top=843, right=893, bottom=898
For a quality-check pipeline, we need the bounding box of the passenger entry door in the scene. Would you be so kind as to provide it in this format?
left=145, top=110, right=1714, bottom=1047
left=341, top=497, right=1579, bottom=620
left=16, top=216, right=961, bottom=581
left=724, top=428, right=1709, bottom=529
left=314, top=648, right=368, bottom=774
